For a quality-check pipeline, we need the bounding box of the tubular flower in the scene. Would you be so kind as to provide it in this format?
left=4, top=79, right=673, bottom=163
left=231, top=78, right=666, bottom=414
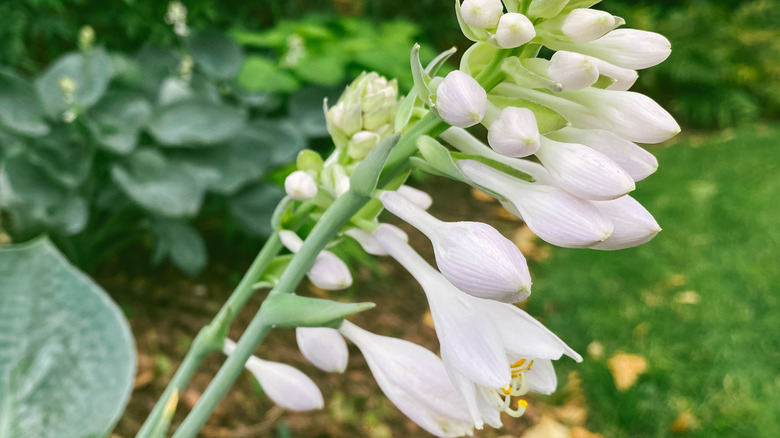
left=344, top=223, right=408, bottom=256
left=373, top=228, right=581, bottom=429
left=380, top=192, right=532, bottom=303
left=340, top=321, right=475, bottom=437
left=296, top=327, right=349, bottom=373
left=487, top=107, right=541, bottom=157
left=223, top=339, right=324, bottom=411
left=435, top=71, right=487, bottom=128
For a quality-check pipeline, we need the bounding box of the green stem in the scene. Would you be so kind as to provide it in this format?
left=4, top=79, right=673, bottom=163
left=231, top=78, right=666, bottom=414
left=380, top=112, right=447, bottom=187
left=136, top=232, right=283, bottom=438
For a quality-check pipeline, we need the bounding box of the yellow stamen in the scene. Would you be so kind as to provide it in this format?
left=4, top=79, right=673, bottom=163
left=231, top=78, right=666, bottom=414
left=511, top=359, right=526, bottom=368
left=501, top=386, right=512, bottom=395
left=518, top=399, right=528, bottom=408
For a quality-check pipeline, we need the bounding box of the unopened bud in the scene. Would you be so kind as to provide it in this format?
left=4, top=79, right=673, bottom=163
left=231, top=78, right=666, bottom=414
left=460, top=0, right=504, bottom=29
left=548, top=51, right=599, bottom=91
left=284, top=170, right=318, bottom=201
left=487, top=107, right=541, bottom=157
left=436, top=71, right=487, bottom=128
left=279, top=231, right=353, bottom=290
left=562, top=9, right=621, bottom=43
left=591, top=195, right=661, bottom=250
left=397, top=185, right=433, bottom=210
left=495, top=13, right=536, bottom=49
left=296, top=327, right=349, bottom=373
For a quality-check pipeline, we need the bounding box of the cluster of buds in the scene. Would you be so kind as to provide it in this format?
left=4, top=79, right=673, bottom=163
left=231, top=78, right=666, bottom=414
left=165, top=1, right=190, bottom=37
left=257, top=1, right=678, bottom=436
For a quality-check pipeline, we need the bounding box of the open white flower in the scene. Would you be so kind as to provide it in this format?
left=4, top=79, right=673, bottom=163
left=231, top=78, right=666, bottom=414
left=296, top=327, right=349, bottom=373
left=380, top=193, right=532, bottom=303
left=223, top=339, right=324, bottom=411
left=340, top=321, right=475, bottom=437
left=373, top=229, right=582, bottom=429
left=436, top=70, right=487, bottom=128
left=457, top=160, right=613, bottom=248
left=279, top=230, right=352, bottom=290
left=535, top=136, right=636, bottom=200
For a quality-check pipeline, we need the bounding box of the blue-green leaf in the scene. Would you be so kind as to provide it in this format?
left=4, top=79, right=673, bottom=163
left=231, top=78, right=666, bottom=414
left=147, top=99, right=246, bottom=146
left=35, top=48, right=113, bottom=119
left=0, top=238, right=135, bottom=438
left=189, top=30, right=244, bottom=80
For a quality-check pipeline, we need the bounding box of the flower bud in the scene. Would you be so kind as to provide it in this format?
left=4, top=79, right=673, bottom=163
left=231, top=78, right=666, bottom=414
left=535, top=137, right=635, bottom=200
left=347, top=131, right=380, bottom=160
left=279, top=230, right=353, bottom=290
left=548, top=51, right=599, bottom=91
left=436, top=70, right=487, bottom=128
left=345, top=224, right=409, bottom=256
left=397, top=185, right=433, bottom=210
left=564, top=87, right=680, bottom=144
left=546, top=127, right=657, bottom=181
left=296, top=327, right=349, bottom=373
left=460, top=0, right=504, bottom=29
left=589, top=57, right=638, bottom=91
left=487, top=107, right=541, bottom=157
left=223, top=339, right=324, bottom=411
left=562, top=8, right=621, bottom=43
left=458, top=160, right=613, bottom=248
left=558, top=29, right=671, bottom=70
left=284, top=170, right=318, bottom=201
left=380, top=192, right=532, bottom=302
left=591, top=195, right=661, bottom=250
left=326, top=101, right=362, bottom=137
left=495, top=13, right=536, bottom=48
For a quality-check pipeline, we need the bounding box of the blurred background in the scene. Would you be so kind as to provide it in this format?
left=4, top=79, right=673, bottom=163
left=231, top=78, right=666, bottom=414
left=0, top=0, right=777, bottom=437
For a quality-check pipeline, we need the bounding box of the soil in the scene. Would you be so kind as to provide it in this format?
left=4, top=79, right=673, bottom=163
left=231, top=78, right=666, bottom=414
left=104, top=177, right=557, bottom=438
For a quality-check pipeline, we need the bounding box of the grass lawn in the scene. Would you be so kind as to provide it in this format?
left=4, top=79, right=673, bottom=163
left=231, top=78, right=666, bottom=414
left=526, top=123, right=780, bottom=437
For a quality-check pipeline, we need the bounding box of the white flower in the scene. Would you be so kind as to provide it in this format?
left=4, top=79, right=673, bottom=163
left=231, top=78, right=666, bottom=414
left=436, top=71, right=487, bottom=128
left=535, top=136, right=635, bottom=200
left=339, top=321, right=475, bottom=437
left=223, top=339, right=324, bottom=411
left=547, top=51, right=599, bottom=91
left=284, top=170, right=318, bottom=201
left=379, top=193, right=532, bottom=303
left=546, top=127, right=658, bottom=181
left=344, top=224, right=408, bottom=256
left=551, top=28, right=672, bottom=70
left=495, top=13, right=536, bottom=49
left=397, top=184, right=434, bottom=210
left=487, top=107, right=541, bottom=157
left=591, top=195, right=661, bottom=250
left=372, top=229, right=581, bottom=429
left=561, top=8, right=622, bottom=43
left=460, top=0, right=504, bottom=29
left=588, top=57, right=638, bottom=91
left=457, top=160, right=613, bottom=248
left=279, top=230, right=352, bottom=290
left=296, top=327, right=349, bottom=373
left=562, top=87, right=681, bottom=144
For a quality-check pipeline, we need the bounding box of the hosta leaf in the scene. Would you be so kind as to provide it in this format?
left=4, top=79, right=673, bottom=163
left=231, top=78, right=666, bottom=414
left=147, top=99, right=246, bottom=146
left=35, top=48, right=113, bottom=119
left=0, top=68, right=49, bottom=137
left=237, top=57, right=299, bottom=93
left=0, top=238, right=135, bottom=438
left=189, top=30, right=244, bottom=80
left=110, top=148, right=204, bottom=217
left=86, top=91, right=152, bottom=155
left=249, top=119, right=307, bottom=166
left=151, top=219, right=207, bottom=276
left=289, top=87, right=339, bottom=138
left=228, top=183, right=284, bottom=236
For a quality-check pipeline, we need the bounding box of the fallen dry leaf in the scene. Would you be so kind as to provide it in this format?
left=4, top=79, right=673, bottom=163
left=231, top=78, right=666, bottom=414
left=512, top=226, right=551, bottom=261
left=670, top=410, right=701, bottom=432
left=570, top=426, right=603, bottom=438
left=470, top=187, right=495, bottom=202
left=520, top=415, right=570, bottom=438
left=675, top=290, right=700, bottom=305
left=587, top=341, right=604, bottom=360
left=607, top=353, right=648, bottom=391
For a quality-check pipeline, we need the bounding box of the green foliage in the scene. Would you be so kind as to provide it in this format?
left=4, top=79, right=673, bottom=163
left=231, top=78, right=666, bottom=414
left=604, top=0, right=780, bottom=128
left=529, top=124, right=780, bottom=437
left=0, top=238, right=136, bottom=438
left=0, top=30, right=319, bottom=275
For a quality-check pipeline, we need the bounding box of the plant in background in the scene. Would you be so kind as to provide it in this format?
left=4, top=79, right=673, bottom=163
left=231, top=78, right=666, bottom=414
left=0, top=0, right=681, bottom=436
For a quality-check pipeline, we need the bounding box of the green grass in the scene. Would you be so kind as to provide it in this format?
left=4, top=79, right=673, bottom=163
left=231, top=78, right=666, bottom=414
left=527, top=124, right=780, bottom=437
